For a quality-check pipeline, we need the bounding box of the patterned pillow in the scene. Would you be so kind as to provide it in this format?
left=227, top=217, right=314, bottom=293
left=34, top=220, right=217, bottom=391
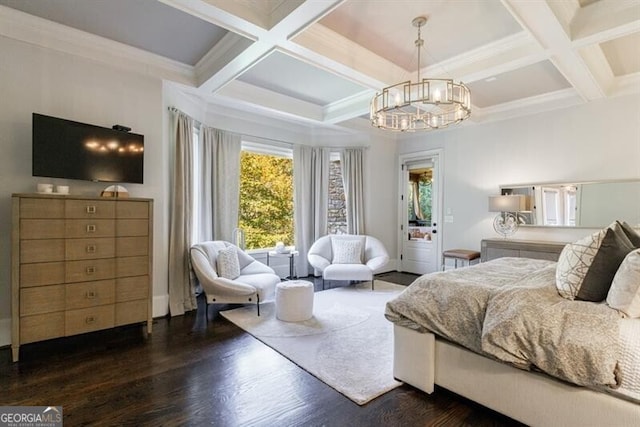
left=556, top=223, right=635, bottom=301
left=607, top=249, right=640, bottom=317
left=331, top=239, right=363, bottom=264
left=217, top=245, right=240, bottom=280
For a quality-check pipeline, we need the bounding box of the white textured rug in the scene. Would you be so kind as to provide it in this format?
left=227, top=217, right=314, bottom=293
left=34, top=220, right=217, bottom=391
left=220, top=280, right=405, bottom=405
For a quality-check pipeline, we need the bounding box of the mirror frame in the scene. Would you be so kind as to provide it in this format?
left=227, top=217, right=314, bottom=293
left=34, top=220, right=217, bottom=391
left=500, top=179, right=640, bottom=229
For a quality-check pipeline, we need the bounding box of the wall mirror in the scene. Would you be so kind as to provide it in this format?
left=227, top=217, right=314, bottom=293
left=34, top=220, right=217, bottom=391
left=500, top=179, right=640, bottom=228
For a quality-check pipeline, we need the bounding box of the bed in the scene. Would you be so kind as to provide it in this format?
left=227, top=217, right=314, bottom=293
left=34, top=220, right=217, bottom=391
left=385, top=256, right=640, bottom=426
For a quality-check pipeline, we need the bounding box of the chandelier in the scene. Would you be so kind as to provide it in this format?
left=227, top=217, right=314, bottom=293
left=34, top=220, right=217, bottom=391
left=370, top=16, right=471, bottom=132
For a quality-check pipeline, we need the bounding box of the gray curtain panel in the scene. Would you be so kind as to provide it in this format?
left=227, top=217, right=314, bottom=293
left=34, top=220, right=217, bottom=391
left=168, top=110, right=197, bottom=316
left=198, top=126, right=241, bottom=243
left=341, top=148, right=366, bottom=234
left=294, top=145, right=330, bottom=277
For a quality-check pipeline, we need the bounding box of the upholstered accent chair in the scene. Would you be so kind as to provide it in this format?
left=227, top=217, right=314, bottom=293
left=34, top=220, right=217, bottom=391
left=190, top=241, right=280, bottom=316
left=307, top=234, right=389, bottom=290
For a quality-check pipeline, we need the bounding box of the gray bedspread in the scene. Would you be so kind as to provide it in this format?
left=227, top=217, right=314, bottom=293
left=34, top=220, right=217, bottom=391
left=385, top=257, right=622, bottom=389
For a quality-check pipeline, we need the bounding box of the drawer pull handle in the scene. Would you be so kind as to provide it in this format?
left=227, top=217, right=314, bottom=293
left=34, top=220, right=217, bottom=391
left=86, top=291, right=97, bottom=299
left=85, top=316, right=96, bottom=324
left=86, top=266, right=96, bottom=274
left=86, top=244, right=96, bottom=253
left=86, top=205, right=96, bottom=214
left=86, top=224, right=96, bottom=233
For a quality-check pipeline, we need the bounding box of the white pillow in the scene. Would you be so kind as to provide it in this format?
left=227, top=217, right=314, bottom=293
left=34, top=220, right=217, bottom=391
left=331, top=239, right=363, bottom=264
left=607, top=249, right=640, bottom=318
left=217, top=245, right=240, bottom=280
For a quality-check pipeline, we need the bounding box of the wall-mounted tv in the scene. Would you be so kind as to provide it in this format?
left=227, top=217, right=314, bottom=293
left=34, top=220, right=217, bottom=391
left=32, top=113, right=144, bottom=184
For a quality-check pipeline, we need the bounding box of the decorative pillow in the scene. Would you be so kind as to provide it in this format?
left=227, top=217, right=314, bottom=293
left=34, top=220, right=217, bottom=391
left=556, top=223, right=634, bottom=301
left=618, top=220, right=640, bottom=247
left=607, top=249, right=640, bottom=317
left=217, top=245, right=240, bottom=280
left=331, top=239, right=363, bottom=264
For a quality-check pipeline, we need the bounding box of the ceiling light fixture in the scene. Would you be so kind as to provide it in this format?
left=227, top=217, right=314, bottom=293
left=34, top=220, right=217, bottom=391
left=370, top=16, right=471, bottom=132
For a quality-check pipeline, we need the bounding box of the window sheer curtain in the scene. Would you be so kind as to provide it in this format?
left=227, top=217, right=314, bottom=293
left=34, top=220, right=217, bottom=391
left=294, top=146, right=330, bottom=277
left=196, top=126, right=241, bottom=243
left=168, top=110, right=197, bottom=316
left=341, top=148, right=366, bottom=234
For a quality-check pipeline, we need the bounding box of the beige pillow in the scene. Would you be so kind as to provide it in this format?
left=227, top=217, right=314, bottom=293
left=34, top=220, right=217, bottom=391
left=556, top=222, right=634, bottom=301
left=607, top=249, right=640, bottom=317
left=331, top=239, right=363, bottom=264
left=217, top=245, right=240, bottom=279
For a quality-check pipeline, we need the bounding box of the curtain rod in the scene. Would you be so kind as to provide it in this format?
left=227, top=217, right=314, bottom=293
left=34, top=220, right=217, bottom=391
left=167, top=106, right=369, bottom=150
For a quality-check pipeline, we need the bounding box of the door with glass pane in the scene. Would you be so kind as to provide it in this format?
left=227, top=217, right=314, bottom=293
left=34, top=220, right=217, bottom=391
left=401, top=159, right=439, bottom=274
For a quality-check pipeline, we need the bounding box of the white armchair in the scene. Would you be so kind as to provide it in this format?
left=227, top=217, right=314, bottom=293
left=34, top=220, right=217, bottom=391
left=190, top=241, right=280, bottom=316
left=307, top=234, right=389, bottom=290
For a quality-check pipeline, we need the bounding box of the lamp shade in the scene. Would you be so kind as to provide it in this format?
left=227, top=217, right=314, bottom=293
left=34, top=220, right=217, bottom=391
left=488, top=195, right=525, bottom=212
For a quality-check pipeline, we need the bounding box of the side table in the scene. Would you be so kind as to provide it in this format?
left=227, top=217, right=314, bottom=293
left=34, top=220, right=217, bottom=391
left=267, top=250, right=299, bottom=279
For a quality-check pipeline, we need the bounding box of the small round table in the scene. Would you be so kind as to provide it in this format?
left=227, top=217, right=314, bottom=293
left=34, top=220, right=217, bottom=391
left=275, top=280, right=314, bottom=322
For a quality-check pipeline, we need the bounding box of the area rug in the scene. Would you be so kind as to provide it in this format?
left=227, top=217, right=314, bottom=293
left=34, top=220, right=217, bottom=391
left=220, top=280, right=405, bottom=405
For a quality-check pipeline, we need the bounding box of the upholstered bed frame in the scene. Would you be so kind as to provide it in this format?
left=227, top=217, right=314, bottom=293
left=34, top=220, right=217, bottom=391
left=393, top=325, right=640, bottom=426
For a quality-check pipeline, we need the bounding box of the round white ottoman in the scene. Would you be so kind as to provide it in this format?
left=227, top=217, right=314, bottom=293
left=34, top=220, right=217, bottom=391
left=275, top=280, right=314, bottom=322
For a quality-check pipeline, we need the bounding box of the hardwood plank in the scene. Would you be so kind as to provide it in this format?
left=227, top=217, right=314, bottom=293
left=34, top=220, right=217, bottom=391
left=0, top=274, right=522, bottom=427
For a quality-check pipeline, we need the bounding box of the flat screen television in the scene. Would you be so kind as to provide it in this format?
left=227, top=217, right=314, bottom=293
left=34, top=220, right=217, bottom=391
left=32, top=113, right=144, bottom=184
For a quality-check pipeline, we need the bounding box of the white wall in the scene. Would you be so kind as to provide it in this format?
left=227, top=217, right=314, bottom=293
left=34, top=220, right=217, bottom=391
left=0, top=36, right=169, bottom=345
left=398, top=94, right=640, bottom=252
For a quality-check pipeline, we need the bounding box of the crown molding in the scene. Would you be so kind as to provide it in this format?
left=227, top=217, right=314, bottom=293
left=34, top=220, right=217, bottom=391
left=194, top=32, right=254, bottom=88
left=472, top=88, right=583, bottom=124
left=323, top=89, right=374, bottom=124
left=610, top=73, right=640, bottom=98
left=292, top=23, right=405, bottom=88
left=0, top=5, right=194, bottom=85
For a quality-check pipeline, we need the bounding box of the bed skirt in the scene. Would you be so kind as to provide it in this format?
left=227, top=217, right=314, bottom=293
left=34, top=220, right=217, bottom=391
left=393, top=324, right=640, bottom=427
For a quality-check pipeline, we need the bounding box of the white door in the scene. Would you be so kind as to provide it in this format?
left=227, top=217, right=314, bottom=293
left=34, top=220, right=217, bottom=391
left=398, top=152, right=441, bottom=274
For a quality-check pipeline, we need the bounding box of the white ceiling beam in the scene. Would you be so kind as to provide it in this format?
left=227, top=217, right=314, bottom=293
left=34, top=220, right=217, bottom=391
left=571, top=0, right=640, bottom=44
left=217, top=79, right=324, bottom=122
left=502, top=0, right=605, bottom=101
left=163, top=0, right=345, bottom=96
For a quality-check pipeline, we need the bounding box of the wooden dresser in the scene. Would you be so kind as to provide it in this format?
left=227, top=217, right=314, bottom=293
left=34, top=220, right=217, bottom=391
left=11, top=193, right=153, bottom=362
left=481, top=238, right=567, bottom=262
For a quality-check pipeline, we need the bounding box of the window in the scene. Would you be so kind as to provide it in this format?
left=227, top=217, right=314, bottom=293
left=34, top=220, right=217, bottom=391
left=239, top=143, right=293, bottom=250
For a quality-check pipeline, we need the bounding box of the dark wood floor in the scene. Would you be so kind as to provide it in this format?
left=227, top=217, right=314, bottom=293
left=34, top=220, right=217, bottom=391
left=1, top=272, right=523, bottom=426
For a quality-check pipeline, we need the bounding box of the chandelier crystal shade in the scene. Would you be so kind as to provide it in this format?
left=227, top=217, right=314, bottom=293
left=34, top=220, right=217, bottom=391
left=371, top=16, right=471, bottom=132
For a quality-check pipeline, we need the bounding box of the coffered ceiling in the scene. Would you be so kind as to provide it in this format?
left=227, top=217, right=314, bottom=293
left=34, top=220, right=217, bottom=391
left=1, top=0, right=639, bottom=132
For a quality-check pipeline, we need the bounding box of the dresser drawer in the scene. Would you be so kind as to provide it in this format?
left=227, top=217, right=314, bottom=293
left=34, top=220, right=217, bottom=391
left=20, top=239, right=65, bottom=263
left=116, top=237, right=148, bottom=257
left=117, top=256, right=148, bottom=278
left=65, top=200, right=115, bottom=219
left=20, top=312, right=65, bottom=344
left=116, top=201, right=149, bottom=218
left=65, top=237, right=116, bottom=260
left=116, top=219, right=148, bottom=237
left=115, top=300, right=148, bottom=326
left=65, top=305, right=114, bottom=336
left=116, top=276, right=149, bottom=302
left=20, top=262, right=65, bottom=287
left=66, top=258, right=116, bottom=283
left=65, top=219, right=115, bottom=238
left=66, top=279, right=116, bottom=310
left=20, top=285, right=65, bottom=316
left=20, top=198, right=64, bottom=218
left=21, top=219, right=66, bottom=239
